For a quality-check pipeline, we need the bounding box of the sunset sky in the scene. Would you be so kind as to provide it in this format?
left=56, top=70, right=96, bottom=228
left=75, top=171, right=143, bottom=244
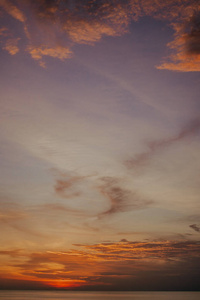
left=0, top=0, right=200, bottom=291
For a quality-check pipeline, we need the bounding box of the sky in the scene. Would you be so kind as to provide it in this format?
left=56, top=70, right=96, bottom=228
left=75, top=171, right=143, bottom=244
left=0, top=0, right=200, bottom=291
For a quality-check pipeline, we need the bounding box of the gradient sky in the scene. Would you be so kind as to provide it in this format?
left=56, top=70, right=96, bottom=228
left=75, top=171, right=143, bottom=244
left=0, top=0, right=200, bottom=291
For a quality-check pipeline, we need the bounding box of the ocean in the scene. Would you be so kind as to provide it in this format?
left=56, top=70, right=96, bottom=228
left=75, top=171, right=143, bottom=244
left=0, top=291, right=199, bottom=300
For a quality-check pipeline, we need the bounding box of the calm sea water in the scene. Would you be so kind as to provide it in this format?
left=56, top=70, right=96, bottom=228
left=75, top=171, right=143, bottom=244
left=0, top=291, right=199, bottom=300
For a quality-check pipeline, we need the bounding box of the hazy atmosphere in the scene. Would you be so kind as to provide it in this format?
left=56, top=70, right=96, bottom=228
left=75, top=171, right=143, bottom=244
left=0, top=0, right=200, bottom=291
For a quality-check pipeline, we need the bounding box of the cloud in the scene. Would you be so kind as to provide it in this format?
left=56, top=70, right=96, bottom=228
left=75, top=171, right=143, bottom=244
left=53, top=171, right=109, bottom=217
left=6, top=239, right=199, bottom=265
left=0, top=0, right=26, bottom=23
left=98, top=177, right=131, bottom=215
left=0, top=27, right=9, bottom=36
left=52, top=169, right=153, bottom=218
left=2, top=38, right=20, bottom=55
left=0, top=249, right=22, bottom=257
left=27, top=45, right=72, bottom=66
left=79, top=239, right=200, bottom=260
left=54, top=177, right=81, bottom=199
left=190, top=224, right=200, bottom=233
left=185, top=11, right=200, bottom=55
left=0, top=0, right=199, bottom=70
left=1, top=239, right=200, bottom=290
left=125, top=118, right=200, bottom=169
left=157, top=55, right=200, bottom=72
left=0, top=0, right=132, bottom=64
left=98, top=176, right=152, bottom=216
left=54, top=171, right=94, bottom=199
left=157, top=7, right=200, bottom=71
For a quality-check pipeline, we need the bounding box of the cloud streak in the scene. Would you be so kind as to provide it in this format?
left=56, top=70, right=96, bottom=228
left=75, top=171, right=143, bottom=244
left=55, top=176, right=82, bottom=199
left=98, top=177, right=152, bottom=216
left=78, top=239, right=200, bottom=260
left=190, top=224, right=200, bottom=233
left=125, top=118, right=200, bottom=169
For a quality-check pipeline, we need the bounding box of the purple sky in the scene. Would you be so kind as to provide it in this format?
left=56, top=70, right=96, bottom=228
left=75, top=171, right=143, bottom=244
left=0, top=0, right=200, bottom=290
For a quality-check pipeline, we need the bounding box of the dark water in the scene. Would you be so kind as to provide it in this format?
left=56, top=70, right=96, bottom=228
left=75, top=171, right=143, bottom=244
left=0, top=291, right=199, bottom=300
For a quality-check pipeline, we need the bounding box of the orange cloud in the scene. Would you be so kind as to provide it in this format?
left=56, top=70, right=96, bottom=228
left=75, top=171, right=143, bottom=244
left=66, top=20, right=118, bottom=44
left=0, top=0, right=26, bottom=23
left=158, top=56, right=200, bottom=72
left=157, top=7, right=200, bottom=71
left=27, top=45, right=72, bottom=61
left=3, top=38, right=20, bottom=55
left=55, top=177, right=81, bottom=197
left=0, top=27, right=9, bottom=36
left=0, top=248, right=103, bottom=289
left=79, top=240, right=200, bottom=260
left=0, top=239, right=200, bottom=289
left=0, top=1, right=200, bottom=69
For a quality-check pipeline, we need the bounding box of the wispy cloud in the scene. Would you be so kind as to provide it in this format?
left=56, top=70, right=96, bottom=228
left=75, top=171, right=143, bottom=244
left=190, top=224, right=200, bottom=233
left=125, top=118, right=200, bottom=169
left=3, top=239, right=200, bottom=265
left=0, top=249, right=22, bottom=257
left=53, top=170, right=151, bottom=218
left=98, top=177, right=152, bottom=216
left=78, top=239, right=200, bottom=260
left=0, top=0, right=26, bottom=22
left=54, top=171, right=96, bottom=200
left=54, top=176, right=82, bottom=199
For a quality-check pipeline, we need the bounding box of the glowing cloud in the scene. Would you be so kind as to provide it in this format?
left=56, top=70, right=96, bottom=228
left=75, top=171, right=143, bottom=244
left=3, top=38, right=20, bottom=55
left=0, top=239, right=200, bottom=290
left=0, top=0, right=199, bottom=71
